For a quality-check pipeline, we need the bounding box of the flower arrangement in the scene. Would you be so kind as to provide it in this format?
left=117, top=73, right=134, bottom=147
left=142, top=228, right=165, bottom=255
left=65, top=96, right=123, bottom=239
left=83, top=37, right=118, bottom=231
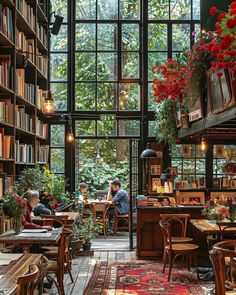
left=203, top=195, right=236, bottom=222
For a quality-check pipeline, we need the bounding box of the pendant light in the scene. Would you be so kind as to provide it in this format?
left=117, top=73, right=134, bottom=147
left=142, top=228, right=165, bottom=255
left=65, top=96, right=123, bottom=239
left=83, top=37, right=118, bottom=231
left=66, top=126, right=75, bottom=143
left=42, top=91, right=55, bottom=116
left=200, top=135, right=207, bottom=153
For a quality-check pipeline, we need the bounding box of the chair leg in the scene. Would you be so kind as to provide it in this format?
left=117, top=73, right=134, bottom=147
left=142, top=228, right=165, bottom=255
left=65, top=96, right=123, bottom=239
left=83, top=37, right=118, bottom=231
left=168, top=253, right=173, bottom=281
left=66, top=253, right=74, bottom=283
left=56, top=271, right=65, bottom=295
left=193, top=252, right=199, bottom=281
left=163, top=250, right=167, bottom=274
left=114, top=217, right=118, bottom=234
left=46, top=275, right=61, bottom=295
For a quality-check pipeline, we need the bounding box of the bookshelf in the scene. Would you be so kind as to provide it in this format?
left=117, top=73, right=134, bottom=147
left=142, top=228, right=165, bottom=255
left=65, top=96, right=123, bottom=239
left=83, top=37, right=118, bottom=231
left=0, top=0, right=49, bottom=195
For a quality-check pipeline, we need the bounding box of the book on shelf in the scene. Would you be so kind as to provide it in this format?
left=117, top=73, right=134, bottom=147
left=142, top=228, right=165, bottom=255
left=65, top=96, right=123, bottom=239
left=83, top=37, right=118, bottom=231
left=0, top=99, right=14, bottom=125
left=38, top=0, right=47, bottom=16
left=16, top=29, right=35, bottom=64
left=0, top=129, right=14, bottom=159
left=0, top=173, right=13, bottom=197
left=15, top=140, right=34, bottom=163
left=0, top=55, right=13, bottom=89
left=16, top=0, right=35, bottom=32
left=15, top=69, right=35, bottom=104
left=36, top=140, right=49, bottom=163
left=15, top=105, right=34, bottom=133
left=36, top=50, right=48, bottom=78
left=0, top=5, right=14, bottom=41
left=36, top=86, right=47, bottom=109
left=37, top=23, right=47, bottom=48
left=36, top=117, right=47, bottom=138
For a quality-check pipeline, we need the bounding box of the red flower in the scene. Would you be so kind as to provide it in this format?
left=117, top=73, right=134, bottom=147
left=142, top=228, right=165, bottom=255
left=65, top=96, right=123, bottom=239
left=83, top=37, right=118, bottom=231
left=215, top=22, right=220, bottom=27
left=226, top=18, right=236, bottom=29
left=47, top=195, right=51, bottom=200
left=220, top=35, right=234, bottom=50
left=210, top=6, right=217, bottom=16
left=231, top=1, right=236, bottom=9
left=230, top=9, right=236, bottom=15
left=217, top=53, right=224, bottom=61
left=217, top=72, right=223, bottom=77
left=218, top=13, right=226, bottom=22
left=211, top=45, right=219, bottom=56
left=16, top=198, right=22, bottom=203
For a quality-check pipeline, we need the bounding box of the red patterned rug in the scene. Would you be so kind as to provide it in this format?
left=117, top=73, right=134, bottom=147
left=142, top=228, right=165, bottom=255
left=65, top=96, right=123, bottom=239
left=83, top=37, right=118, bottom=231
left=83, top=261, right=206, bottom=295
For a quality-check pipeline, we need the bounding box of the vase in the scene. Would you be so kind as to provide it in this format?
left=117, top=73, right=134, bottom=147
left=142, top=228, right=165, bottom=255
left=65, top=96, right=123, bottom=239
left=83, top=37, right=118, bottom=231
left=13, top=214, right=23, bottom=234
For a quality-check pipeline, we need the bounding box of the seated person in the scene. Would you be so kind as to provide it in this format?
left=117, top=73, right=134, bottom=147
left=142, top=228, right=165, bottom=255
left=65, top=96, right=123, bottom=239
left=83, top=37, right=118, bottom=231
left=77, top=182, right=89, bottom=202
left=22, top=190, right=52, bottom=230
left=33, top=203, right=51, bottom=216
left=108, top=179, right=129, bottom=215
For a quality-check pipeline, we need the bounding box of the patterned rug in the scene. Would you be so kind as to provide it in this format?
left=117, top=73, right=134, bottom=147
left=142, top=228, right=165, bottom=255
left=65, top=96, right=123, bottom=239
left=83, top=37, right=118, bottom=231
left=84, top=261, right=207, bottom=295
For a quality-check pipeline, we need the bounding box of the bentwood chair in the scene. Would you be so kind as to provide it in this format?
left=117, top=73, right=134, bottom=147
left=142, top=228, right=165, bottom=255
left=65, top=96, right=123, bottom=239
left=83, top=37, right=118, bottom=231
left=159, top=219, right=199, bottom=281
left=160, top=214, right=193, bottom=243
left=16, top=264, right=39, bottom=295
left=216, top=221, right=236, bottom=241
left=114, top=206, right=130, bottom=234
left=90, top=202, right=110, bottom=239
left=210, top=240, right=236, bottom=295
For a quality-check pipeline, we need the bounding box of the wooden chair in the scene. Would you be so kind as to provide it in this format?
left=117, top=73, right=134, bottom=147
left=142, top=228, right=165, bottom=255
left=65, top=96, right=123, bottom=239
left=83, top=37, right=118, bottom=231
left=159, top=219, right=199, bottom=281
left=90, top=202, right=110, bottom=239
left=216, top=221, right=236, bottom=241
left=160, top=214, right=193, bottom=243
left=114, top=207, right=130, bottom=234
left=210, top=240, right=236, bottom=295
left=16, top=264, right=39, bottom=295
left=40, top=214, right=69, bottom=228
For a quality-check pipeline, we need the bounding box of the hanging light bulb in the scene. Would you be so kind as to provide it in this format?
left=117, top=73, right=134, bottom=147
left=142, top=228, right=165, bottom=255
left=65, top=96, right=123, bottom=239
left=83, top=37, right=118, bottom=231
left=66, top=126, right=74, bottom=143
left=42, top=91, right=55, bottom=116
left=200, top=135, right=207, bottom=153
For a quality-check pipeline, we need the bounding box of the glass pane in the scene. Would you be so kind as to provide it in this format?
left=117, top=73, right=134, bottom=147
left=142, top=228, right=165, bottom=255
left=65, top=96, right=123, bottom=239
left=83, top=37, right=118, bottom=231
left=76, top=0, right=96, bottom=20
left=97, top=120, right=117, bottom=136
left=172, top=24, right=190, bottom=51
left=193, top=0, right=200, bottom=20
left=148, top=121, right=156, bottom=137
left=75, top=23, right=96, bottom=51
left=148, top=24, right=167, bottom=51
left=75, top=53, right=96, bottom=81
left=51, top=0, right=67, bottom=22
left=120, top=0, right=140, bottom=20
left=148, top=52, right=167, bottom=81
left=119, top=120, right=140, bottom=136
left=148, top=83, right=157, bottom=110
left=51, top=149, right=65, bottom=173
left=75, top=83, right=96, bottom=110
left=148, top=0, right=169, bottom=20
left=97, top=53, right=118, bottom=81
left=50, top=25, right=67, bottom=51
left=97, top=83, right=117, bottom=110
left=119, top=83, right=140, bottom=110
left=50, top=83, right=67, bottom=111
left=194, top=23, right=201, bottom=38
left=76, top=120, right=96, bottom=137
left=97, top=24, right=118, bottom=51
left=50, top=125, right=65, bottom=147
left=122, top=24, right=139, bottom=51
left=172, top=145, right=182, bottom=157
left=183, top=159, right=195, bottom=174
left=97, top=0, right=118, bottom=19
left=50, top=53, right=67, bottom=81
left=196, top=159, right=206, bottom=174
left=170, top=0, right=191, bottom=20
left=122, top=52, right=139, bottom=79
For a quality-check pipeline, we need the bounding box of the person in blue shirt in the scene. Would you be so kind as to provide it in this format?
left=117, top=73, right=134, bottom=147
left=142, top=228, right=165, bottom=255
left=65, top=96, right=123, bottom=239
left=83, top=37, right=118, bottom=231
left=107, top=179, right=129, bottom=232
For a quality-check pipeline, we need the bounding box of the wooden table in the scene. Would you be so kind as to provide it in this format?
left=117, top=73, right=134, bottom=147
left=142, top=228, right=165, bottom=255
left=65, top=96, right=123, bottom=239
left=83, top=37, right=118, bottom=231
left=191, top=219, right=236, bottom=234
left=0, top=254, right=42, bottom=294
left=0, top=228, right=63, bottom=253
left=33, top=211, right=80, bottom=228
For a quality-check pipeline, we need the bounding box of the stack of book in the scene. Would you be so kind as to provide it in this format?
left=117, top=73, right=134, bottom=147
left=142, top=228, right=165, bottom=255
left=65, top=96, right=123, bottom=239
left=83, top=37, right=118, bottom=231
left=16, top=0, right=35, bottom=32
left=0, top=55, right=13, bottom=89
left=36, top=51, right=48, bottom=77
left=37, top=23, right=47, bottom=48
left=0, top=5, right=14, bottom=41
left=0, top=99, right=14, bottom=125
left=0, top=129, right=14, bottom=159
left=35, top=117, right=48, bottom=138
left=15, top=141, right=34, bottom=163
left=36, top=140, right=49, bottom=163
left=16, top=30, right=35, bottom=64
left=15, top=105, right=34, bottom=133
left=36, top=86, right=47, bottom=109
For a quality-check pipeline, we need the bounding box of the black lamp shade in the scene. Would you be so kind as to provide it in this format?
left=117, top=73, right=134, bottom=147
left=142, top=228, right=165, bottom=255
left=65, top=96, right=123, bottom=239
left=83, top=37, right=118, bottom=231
left=140, top=148, right=158, bottom=158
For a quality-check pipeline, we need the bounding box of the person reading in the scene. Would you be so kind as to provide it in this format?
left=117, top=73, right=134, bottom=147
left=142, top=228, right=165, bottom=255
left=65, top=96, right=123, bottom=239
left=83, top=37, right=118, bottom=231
left=22, top=190, right=52, bottom=230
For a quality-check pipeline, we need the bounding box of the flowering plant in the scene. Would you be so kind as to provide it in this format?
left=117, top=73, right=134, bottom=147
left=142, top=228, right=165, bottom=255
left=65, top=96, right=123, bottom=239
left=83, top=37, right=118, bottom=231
left=4, top=187, right=27, bottom=216
left=203, top=195, right=236, bottom=221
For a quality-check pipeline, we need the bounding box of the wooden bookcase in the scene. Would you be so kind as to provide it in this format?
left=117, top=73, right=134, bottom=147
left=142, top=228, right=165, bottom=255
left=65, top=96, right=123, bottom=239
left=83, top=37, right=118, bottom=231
left=0, top=0, right=49, bottom=196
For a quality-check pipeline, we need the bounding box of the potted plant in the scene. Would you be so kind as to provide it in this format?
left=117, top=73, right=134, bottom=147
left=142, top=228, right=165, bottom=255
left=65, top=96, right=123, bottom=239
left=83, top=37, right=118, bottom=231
left=70, top=226, right=84, bottom=258
left=76, top=215, right=101, bottom=251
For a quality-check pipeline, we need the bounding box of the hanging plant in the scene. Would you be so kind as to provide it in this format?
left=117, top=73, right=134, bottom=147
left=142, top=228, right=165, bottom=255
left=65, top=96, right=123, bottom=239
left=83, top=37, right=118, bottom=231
left=154, top=99, right=177, bottom=150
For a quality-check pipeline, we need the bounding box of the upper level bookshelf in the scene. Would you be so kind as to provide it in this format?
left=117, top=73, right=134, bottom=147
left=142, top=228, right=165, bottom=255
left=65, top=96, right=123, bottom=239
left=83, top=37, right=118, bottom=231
left=0, top=0, right=49, bottom=196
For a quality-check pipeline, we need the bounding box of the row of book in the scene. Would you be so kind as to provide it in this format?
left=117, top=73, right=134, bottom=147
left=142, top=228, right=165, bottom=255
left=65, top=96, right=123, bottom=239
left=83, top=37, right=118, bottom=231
left=16, top=0, right=35, bottom=32
left=15, top=69, right=35, bottom=103
left=0, top=129, right=14, bottom=159
left=0, top=5, right=14, bottom=41
left=37, top=23, right=47, bottom=48
left=36, top=117, right=48, bottom=138
left=0, top=99, right=14, bottom=125
left=15, top=141, right=34, bottom=163
left=36, top=141, right=49, bottom=163
left=36, top=50, right=48, bottom=78
left=16, top=29, right=35, bottom=63
left=0, top=55, right=13, bottom=89
left=15, top=105, right=34, bottom=133
left=36, top=86, right=47, bottom=110
left=0, top=172, right=13, bottom=198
